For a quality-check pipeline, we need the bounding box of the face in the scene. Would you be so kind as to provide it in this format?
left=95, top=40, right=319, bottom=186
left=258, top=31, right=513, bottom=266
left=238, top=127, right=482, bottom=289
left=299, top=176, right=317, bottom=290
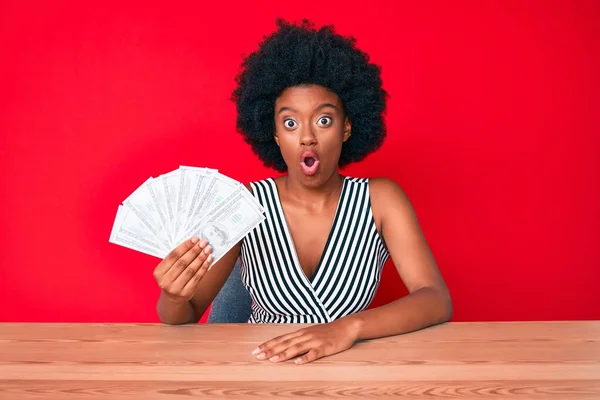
left=202, top=224, right=227, bottom=246
left=274, top=84, right=351, bottom=186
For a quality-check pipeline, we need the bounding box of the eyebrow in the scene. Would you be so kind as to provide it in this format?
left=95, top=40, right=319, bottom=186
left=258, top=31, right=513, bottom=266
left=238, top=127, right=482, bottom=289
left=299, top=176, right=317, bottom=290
left=276, top=103, right=338, bottom=115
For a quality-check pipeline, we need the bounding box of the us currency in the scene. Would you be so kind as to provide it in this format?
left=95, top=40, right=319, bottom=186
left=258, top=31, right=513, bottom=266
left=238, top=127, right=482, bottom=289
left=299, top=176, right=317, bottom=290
left=178, top=166, right=217, bottom=242
left=183, top=172, right=241, bottom=240
left=160, top=170, right=181, bottom=245
left=122, top=177, right=172, bottom=250
left=187, top=187, right=265, bottom=265
left=146, top=176, right=173, bottom=241
left=172, top=166, right=216, bottom=245
left=172, top=166, right=194, bottom=245
left=109, top=205, right=168, bottom=258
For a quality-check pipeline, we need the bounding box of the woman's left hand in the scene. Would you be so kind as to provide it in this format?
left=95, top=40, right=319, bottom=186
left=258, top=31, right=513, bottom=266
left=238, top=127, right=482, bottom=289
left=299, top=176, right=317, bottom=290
left=251, top=318, right=361, bottom=365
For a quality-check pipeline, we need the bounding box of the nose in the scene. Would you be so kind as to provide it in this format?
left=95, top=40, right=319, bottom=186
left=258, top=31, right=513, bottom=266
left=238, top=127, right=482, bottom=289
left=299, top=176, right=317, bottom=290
left=299, top=125, right=317, bottom=146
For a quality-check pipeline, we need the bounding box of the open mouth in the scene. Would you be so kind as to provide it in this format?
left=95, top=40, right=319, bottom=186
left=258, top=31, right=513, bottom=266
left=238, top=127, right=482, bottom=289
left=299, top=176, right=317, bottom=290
left=300, top=152, right=320, bottom=176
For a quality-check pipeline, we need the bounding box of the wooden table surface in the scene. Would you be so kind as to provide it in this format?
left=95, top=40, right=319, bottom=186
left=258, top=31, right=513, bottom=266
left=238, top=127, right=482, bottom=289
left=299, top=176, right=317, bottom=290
left=0, top=321, right=599, bottom=399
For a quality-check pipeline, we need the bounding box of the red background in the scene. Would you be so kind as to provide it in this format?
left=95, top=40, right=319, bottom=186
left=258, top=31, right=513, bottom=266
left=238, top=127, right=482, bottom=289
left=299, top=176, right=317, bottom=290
left=1, top=1, right=599, bottom=323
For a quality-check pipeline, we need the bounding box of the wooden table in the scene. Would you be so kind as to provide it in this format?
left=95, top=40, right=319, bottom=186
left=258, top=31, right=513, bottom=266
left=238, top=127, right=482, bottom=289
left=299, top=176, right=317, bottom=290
left=0, top=321, right=599, bottom=399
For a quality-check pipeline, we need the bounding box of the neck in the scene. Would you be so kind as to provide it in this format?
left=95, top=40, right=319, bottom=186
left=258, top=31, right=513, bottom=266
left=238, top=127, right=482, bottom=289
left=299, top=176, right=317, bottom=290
left=281, top=172, right=344, bottom=212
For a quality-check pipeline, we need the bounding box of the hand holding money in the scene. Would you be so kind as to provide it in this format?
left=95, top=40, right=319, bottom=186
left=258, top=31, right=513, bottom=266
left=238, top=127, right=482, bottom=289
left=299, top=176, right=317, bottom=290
left=153, top=237, right=213, bottom=304
left=109, top=166, right=265, bottom=268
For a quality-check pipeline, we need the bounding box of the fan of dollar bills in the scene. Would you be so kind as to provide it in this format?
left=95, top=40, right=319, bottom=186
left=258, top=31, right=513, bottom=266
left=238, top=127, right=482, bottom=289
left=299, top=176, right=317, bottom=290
left=109, top=166, right=265, bottom=265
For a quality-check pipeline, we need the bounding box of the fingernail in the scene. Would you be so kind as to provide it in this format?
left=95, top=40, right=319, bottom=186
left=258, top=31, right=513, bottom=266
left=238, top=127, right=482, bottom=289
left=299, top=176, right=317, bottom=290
left=294, top=358, right=302, bottom=364
left=204, top=246, right=212, bottom=254
left=198, top=239, right=208, bottom=248
left=269, top=356, right=279, bottom=362
left=191, top=237, right=199, bottom=244
left=257, top=352, right=266, bottom=360
left=251, top=348, right=260, bottom=355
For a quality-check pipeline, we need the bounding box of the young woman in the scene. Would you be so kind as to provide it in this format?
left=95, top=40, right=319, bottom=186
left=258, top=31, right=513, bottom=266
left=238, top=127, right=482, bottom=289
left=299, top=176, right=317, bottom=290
left=153, top=20, right=452, bottom=364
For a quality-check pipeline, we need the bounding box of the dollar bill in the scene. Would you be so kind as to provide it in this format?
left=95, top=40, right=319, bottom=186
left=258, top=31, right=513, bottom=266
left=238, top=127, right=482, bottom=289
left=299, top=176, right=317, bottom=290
left=183, top=172, right=242, bottom=239
left=146, top=176, right=173, bottom=241
left=178, top=166, right=218, bottom=242
left=172, top=166, right=218, bottom=245
left=161, top=170, right=180, bottom=244
left=109, top=166, right=265, bottom=263
left=109, top=205, right=168, bottom=258
left=187, top=187, right=265, bottom=265
left=122, top=177, right=172, bottom=250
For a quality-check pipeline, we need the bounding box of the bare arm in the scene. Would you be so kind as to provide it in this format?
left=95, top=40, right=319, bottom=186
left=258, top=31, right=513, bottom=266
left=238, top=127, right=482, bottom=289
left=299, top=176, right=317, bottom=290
left=342, top=177, right=452, bottom=339
left=249, top=178, right=452, bottom=364
left=155, top=241, right=241, bottom=324
left=155, top=183, right=253, bottom=324
left=187, top=242, right=242, bottom=322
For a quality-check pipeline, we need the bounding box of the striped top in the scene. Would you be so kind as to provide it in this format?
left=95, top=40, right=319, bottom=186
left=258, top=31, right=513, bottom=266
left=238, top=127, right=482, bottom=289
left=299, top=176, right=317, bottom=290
left=240, top=177, right=389, bottom=324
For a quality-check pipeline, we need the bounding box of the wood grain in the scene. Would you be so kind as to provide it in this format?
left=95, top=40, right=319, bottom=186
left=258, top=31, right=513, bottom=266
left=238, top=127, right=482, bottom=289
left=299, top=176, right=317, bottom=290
left=0, top=321, right=599, bottom=399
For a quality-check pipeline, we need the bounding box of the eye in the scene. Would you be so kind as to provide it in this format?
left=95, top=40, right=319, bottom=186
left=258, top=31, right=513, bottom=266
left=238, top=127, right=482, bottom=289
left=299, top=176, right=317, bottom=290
left=317, top=116, right=332, bottom=126
left=283, top=119, right=297, bottom=129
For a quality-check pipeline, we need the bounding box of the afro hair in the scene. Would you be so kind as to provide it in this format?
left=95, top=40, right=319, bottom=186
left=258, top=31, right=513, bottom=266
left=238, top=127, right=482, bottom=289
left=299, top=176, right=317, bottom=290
left=232, top=19, right=388, bottom=172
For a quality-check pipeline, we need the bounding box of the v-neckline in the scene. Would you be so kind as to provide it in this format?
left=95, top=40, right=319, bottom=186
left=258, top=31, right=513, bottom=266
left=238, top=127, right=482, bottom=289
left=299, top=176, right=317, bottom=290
left=270, top=177, right=348, bottom=284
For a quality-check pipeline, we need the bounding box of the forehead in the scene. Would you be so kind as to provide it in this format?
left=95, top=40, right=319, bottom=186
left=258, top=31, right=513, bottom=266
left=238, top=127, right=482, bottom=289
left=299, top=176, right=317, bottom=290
left=275, top=84, right=342, bottom=110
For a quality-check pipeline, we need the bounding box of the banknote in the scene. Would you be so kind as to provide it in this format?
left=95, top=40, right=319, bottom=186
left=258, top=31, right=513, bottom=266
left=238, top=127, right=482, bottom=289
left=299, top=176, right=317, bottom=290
left=109, top=166, right=265, bottom=264
left=180, top=167, right=218, bottom=239
left=122, top=177, right=171, bottom=250
left=146, top=176, right=173, bottom=240
left=186, top=186, right=265, bottom=265
left=173, top=166, right=218, bottom=246
left=184, top=171, right=242, bottom=237
left=109, top=205, right=169, bottom=258
left=161, top=169, right=181, bottom=240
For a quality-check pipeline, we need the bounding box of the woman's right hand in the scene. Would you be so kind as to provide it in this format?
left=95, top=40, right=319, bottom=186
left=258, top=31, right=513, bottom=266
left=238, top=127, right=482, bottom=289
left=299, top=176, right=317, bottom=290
left=153, top=237, right=213, bottom=304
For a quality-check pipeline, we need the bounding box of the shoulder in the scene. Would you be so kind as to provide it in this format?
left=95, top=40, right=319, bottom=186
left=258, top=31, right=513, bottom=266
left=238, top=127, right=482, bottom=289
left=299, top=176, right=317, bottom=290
left=369, top=177, right=406, bottom=201
left=366, top=177, right=415, bottom=229
left=343, top=176, right=409, bottom=205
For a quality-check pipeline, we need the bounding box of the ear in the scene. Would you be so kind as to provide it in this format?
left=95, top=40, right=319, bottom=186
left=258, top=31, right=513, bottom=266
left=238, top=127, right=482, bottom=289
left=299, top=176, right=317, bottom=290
left=274, top=133, right=280, bottom=146
left=342, top=117, right=352, bottom=142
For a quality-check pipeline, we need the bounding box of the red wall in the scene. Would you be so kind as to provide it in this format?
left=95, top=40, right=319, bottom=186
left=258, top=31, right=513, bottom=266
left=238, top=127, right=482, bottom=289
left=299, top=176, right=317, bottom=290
left=1, top=1, right=599, bottom=323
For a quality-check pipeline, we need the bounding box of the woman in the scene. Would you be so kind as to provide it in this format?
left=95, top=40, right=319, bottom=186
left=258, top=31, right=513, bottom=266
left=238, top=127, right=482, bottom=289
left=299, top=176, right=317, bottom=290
left=153, top=20, right=452, bottom=365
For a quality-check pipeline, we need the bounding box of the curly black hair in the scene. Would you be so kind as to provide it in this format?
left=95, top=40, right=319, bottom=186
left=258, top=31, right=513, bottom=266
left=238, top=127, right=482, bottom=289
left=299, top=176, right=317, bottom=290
left=232, top=19, right=388, bottom=172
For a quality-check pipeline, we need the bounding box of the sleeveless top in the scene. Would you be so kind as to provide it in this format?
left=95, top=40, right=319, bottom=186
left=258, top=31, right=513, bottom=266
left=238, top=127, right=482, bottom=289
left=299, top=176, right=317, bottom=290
left=240, top=177, right=389, bottom=324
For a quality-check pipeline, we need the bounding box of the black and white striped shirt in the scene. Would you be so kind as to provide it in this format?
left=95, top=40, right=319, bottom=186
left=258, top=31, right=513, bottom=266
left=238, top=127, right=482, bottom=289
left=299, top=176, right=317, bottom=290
left=240, top=177, right=389, bottom=323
